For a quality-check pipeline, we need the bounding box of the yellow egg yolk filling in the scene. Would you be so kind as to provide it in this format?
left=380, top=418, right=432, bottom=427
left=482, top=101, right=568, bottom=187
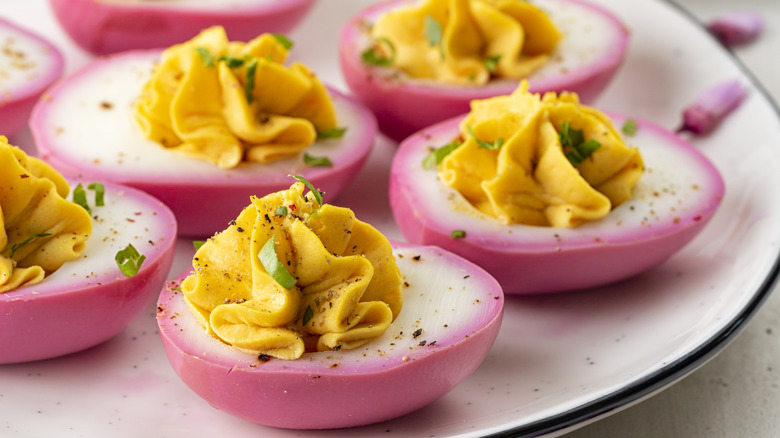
left=368, top=0, right=561, bottom=86
left=0, top=136, right=92, bottom=293
left=181, top=182, right=403, bottom=360
left=437, top=81, right=644, bottom=227
left=135, top=26, right=339, bottom=169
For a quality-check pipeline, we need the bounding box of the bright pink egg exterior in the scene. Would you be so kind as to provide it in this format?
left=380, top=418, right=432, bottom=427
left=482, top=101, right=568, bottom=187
left=0, top=181, right=177, bottom=364
left=29, top=49, right=377, bottom=237
left=48, top=0, right=317, bottom=55
left=389, top=114, right=725, bottom=295
left=157, top=242, right=504, bottom=429
left=339, top=0, right=630, bottom=142
left=0, top=18, right=63, bottom=138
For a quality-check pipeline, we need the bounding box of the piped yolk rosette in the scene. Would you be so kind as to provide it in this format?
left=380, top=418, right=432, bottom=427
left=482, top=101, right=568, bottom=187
left=438, top=81, right=644, bottom=227
left=0, top=136, right=92, bottom=293
left=180, top=181, right=403, bottom=360
left=368, top=0, right=561, bottom=86
left=135, top=26, right=339, bottom=169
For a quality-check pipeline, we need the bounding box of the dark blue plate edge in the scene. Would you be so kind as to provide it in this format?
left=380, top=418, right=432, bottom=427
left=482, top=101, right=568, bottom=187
left=485, top=1, right=780, bottom=436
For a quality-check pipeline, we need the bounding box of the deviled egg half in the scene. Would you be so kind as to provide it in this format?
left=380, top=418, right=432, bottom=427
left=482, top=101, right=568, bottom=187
left=339, top=0, right=630, bottom=141
left=49, top=0, right=317, bottom=55
left=0, top=138, right=176, bottom=363
left=157, top=180, right=504, bottom=429
left=0, top=18, right=63, bottom=138
left=389, top=84, right=725, bottom=294
left=31, top=28, right=377, bottom=237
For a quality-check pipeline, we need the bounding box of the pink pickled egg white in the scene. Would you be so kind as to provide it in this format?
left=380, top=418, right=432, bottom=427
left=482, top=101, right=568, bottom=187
left=49, top=0, right=317, bottom=55
left=389, top=114, right=725, bottom=295
left=0, top=180, right=177, bottom=364
left=30, top=49, right=377, bottom=237
left=157, top=242, right=504, bottom=429
left=339, top=0, right=630, bottom=141
left=0, top=18, right=63, bottom=138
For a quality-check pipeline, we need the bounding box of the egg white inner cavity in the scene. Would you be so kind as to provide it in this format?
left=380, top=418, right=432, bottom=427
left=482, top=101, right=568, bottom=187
left=162, top=246, right=500, bottom=370
left=357, top=0, right=620, bottom=87
left=28, top=183, right=172, bottom=292
left=0, top=25, right=58, bottom=98
left=41, top=52, right=365, bottom=178
left=403, top=123, right=716, bottom=245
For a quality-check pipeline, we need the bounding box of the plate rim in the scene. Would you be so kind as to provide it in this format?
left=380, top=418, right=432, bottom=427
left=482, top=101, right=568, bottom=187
left=485, top=0, right=780, bottom=436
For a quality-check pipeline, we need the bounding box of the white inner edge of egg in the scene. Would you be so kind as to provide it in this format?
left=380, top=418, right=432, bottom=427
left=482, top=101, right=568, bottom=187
left=42, top=52, right=363, bottom=179
left=403, top=122, right=717, bottom=245
left=0, top=26, right=58, bottom=98
left=357, top=0, right=620, bottom=87
left=27, top=183, right=171, bottom=292
left=163, top=246, right=500, bottom=370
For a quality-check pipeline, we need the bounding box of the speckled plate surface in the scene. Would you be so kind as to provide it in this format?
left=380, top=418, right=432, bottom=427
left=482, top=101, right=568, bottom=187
left=2, top=0, right=780, bottom=437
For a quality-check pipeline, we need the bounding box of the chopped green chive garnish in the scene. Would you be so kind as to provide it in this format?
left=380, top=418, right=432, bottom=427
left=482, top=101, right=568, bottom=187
left=622, top=118, right=638, bottom=136
left=193, top=240, right=206, bottom=250
left=424, top=15, right=444, bottom=57
left=450, top=230, right=466, bottom=239
left=302, top=305, right=314, bottom=326
left=484, top=55, right=501, bottom=73
left=559, top=122, right=601, bottom=166
left=272, top=33, right=294, bottom=50
left=88, top=183, right=105, bottom=207
left=73, top=181, right=107, bottom=214
left=245, top=58, right=258, bottom=104
left=258, top=235, right=297, bottom=290
left=303, top=153, right=333, bottom=167
left=289, top=175, right=323, bottom=205
left=274, top=206, right=288, bottom=217
left=115, top=243, right=146, bottom=277
left=361, top=37, right=396, bottom=66
left=316, top=126, right=348, bottom=140
left=8, top=233, right=51, bottom=258
left=467, top=125, right=504, bottom=150
left=422, top=140, right=462, bottom=169
left=72, top=183, right=91, bottom=214
left=218, top=55, right=246, bottom=68
left=196, top=47, right=214, bottom=67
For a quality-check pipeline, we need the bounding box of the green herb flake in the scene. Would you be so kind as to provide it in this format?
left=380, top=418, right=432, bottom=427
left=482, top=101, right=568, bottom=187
left=258, top=235, right=297, bottom=290
left=467, top=125, right=504, bottom=150
left=9, top=233, right=51, bottom=258
left=361, top=37, right=396, bottom=66
left=622, top=118, right=638, bottom=136
left=424, top=15, right=443, bottom=51
left=450, top=230, right=466, bottom=239
left=484, top=55, right=501, bottom=73
left=274, top=206, right=288, bottom=217
left=272, top=33, right=294, bottom=51
left=72, top=183, right=91, bottom=214
left=302, top=305, right=314, bottom=326
left=422, top=140, right=462, bottom=169
left=316, top=126, right=348, bottom=140
left=88, top=182, right=105, bottom=207
left=218, top=55, right=246, bottom=68
left=245, top=58, right=258, bottom=104
left=115, top=243, right=146, bottom=277
left=193, top=240, right=206, bottom=250
left=289, top=174, right=323, bottom=205
left=303, top=153, right=333, bottom=168
left=559, top=122, right=601, bottom=166
left=196, top=47, right=215, bottom=67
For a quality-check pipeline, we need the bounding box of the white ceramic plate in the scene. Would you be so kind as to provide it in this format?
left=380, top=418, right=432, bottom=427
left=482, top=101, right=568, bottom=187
left=2, top=0, right=779, bottom=437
